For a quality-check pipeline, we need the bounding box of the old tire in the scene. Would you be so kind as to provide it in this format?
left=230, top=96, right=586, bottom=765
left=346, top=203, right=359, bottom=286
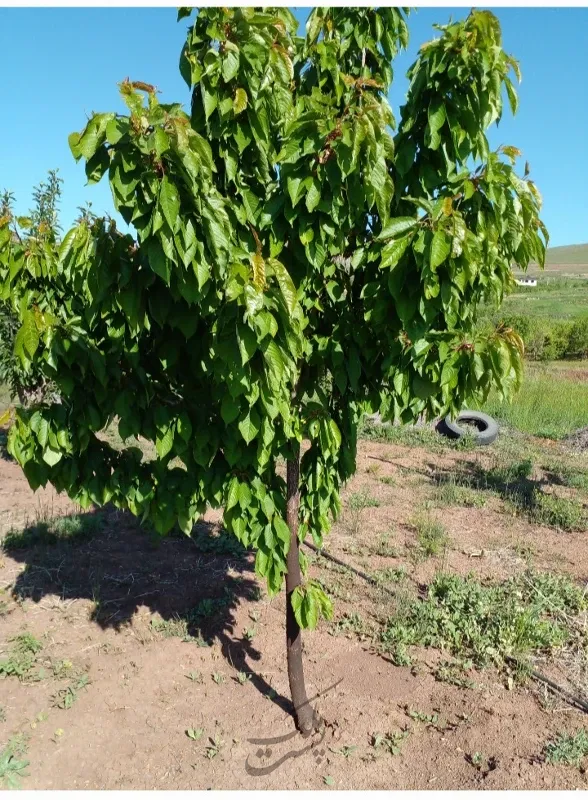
left=439, top=410, right=499, bottom=446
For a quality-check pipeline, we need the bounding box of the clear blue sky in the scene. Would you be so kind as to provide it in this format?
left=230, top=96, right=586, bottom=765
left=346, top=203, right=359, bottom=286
left=1, top=7, right=586, bottom=248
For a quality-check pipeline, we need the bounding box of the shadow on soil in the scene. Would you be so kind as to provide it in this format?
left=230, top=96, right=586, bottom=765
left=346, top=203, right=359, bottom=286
left=2, top=505, right=292, bottom=715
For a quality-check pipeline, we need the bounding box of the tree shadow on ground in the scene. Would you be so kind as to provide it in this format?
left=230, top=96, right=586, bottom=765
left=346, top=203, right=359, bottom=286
left=3, top=505, right=292, bottom=716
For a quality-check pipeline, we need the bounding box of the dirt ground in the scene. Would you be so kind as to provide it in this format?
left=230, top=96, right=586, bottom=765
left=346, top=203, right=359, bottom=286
left=1, top=430, right=588, bottom=790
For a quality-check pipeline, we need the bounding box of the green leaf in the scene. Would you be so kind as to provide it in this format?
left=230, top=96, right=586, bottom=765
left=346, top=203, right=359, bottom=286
left=428, top=101, right=446, bottom=133
left=233, top=88, right=248, bottom=115
left=147, top=239, right=171, bottom=284
left=380, top=235, right=412, bottom=269
left=377, top=217, right=418, bottom=241
left=268, top=258, right=297, bottom=316
left=238, top=409, right=261, bottom=444
left=222, top=49, right=240, bottom=83
left=221, top=394, right=240, bottom=425
left=42, top=447, right=62, bottom=467
left=305, top=181, right=321, bottom=213
left=156, top=426, right=174, bottom=459
left=159, top=177, right=180, bottom=232
left=430, top=229, right=451, bottom=270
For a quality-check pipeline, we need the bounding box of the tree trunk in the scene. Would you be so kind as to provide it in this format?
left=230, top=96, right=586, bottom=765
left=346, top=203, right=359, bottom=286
left=285, top=447, right=317, bottom=735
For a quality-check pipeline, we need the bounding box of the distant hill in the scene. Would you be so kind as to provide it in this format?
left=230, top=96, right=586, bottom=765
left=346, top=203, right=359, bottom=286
left=545, top=243, right=588, bottom=267
left=522, top=242, right=588, bottom=276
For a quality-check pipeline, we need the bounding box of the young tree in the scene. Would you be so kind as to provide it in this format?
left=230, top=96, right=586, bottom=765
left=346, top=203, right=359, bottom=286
left=0, top=8, right=546, bottom=733
left=0, top=171, right=63, bottom=405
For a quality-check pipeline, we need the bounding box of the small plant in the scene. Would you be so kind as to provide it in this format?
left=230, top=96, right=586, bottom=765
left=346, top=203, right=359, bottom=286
left=371, top=728, right=411, bottom=756
left=544, top=730, right=588, bottom=768
left=468, top=751, right=484, bottom=767
left=379, top=476, right=396, bottom=486
left=186, top=727, right=204, bottom=741
left=348, top=491, right=380, bottom=511
left=0, top=707, right=5, bottom=723
left=243, top=627, right=256, bottom=642
left=333, top=612, right=367, bottom=637
left=0, top=735, right=29, bottom=789
left=375, top=567, right=407, bottom=585
left=411, top=513, right=449, bottom=558
left=329, top=745, right=357, bottom=759
left=52, top=674, right=90, bottom=710
left=237, top=671, right=251, bottom=685
left=204, top=733, right=224, bottom=760
left=185, top=671, right=203, bottom=683
left=0, top=632, right=43, bottom=681
left=371, top=535, right=398, bottom=558
left=404, top=707, right=439, bottom=726
left=249, top=610, right=260, bottom=623
left=433, top=659, right=476, bottom=690
left=211, top=672, right=225, bottom=685
left=150, top=616, right=189, bottom=639
left=323, top=775, right=335, bottom=786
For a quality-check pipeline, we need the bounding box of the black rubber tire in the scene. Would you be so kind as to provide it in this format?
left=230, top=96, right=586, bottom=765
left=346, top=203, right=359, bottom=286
left=439, top=410, right=499, bottom=446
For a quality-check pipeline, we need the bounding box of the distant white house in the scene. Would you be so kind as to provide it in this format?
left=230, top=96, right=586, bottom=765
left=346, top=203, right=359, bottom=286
left=514, top=277, right=538, bottom=287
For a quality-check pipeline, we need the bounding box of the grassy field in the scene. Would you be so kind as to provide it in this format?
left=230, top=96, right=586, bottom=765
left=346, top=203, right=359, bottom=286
left=482, top=361, right=587, bottom=440
left=501, top=276, right=588, bottom=320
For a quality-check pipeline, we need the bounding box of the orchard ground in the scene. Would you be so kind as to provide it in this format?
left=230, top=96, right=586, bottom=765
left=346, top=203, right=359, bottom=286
left=0, top=361, right=587, bottom=789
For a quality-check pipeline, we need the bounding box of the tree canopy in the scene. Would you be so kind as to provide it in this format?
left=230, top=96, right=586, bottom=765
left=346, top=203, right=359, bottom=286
left=0, top=6, right=546, bottom=622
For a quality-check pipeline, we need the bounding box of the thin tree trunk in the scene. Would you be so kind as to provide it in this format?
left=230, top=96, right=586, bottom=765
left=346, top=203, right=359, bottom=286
left=285, top=447, right=317, bottom=735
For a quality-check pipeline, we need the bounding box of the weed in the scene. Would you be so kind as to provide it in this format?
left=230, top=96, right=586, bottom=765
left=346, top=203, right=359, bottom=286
left=242, top=627, right=256, bottom=642
left=375, top=567, right=407, bottom=585
left=404, top=707, right=439, bottom=726
left=379, top=476, right=396, bottom=486
left=204, top=733, right=224, bottom=760
left=329, top=745, right=357, bottom=759
left=366, top=464, right=380, bottom=476
left=0, top=735, right=29, bottom=789
left=371, top=535, right=398, bottom=558
left=411, top=513, right=449, bottom=559
left=349, top=491, right=380, bottom=511
left=0, top=632, right=43, bottom=681
left=236, top=671, right=251, bottom=685
left=380, top=570, right=586, bottom=668
left=185, top=671, right=203, bottom=683
left=52, top=674, right=90, bottom=710
left=150, top=615, right=188, bottom=639
left=211, top=672, right=225, bottom=685
left=468, top=752, right=484, bottom=767
left=323, top=775, right=335, bottom=786
left=333, top=612, right=367, bottom=637
left=0, top=707, right=5, bottom=723
left=186, top=727, right=204, bottom=741
left=371, top=728, right=411, bottom=756
left=433, top=659, right=476, bottom=690
left=249, top=610, right=260, bottom=623
left=433, top=477, right=486, bottom=508
left=544, top=730, right=588, bottom=768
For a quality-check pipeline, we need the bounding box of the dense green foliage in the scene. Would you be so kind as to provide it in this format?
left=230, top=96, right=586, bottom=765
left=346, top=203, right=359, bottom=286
left=0, top=8, right=546, bottom=625
left=0, top=173, right=63, bottom=405
left=381, top=570, right=586, bottom=666
left=487, top=312, right=588, bottom=361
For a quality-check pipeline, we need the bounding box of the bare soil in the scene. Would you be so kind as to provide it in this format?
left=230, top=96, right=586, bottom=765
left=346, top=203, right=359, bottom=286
left=1, top=433, right=588, bottom=790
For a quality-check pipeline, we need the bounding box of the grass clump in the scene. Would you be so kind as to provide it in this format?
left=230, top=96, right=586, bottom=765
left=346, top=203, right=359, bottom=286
left=433, top=477, right=486, bottom=508
left=380, top=570, right=586, bottom=668
left=530, top=492, right=587, bottom=532
left=411, top=513, right=449, bottom=558
left=544, top=730, right=588, bottom=768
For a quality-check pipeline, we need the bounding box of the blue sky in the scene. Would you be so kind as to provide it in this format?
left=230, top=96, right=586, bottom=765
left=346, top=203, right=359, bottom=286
left=1, top=7, right=586, bottom=248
